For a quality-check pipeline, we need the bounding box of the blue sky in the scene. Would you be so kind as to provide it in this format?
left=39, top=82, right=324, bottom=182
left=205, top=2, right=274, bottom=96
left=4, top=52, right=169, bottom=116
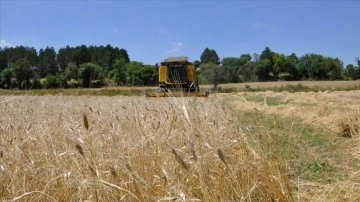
left=0, top=0, right=359, bottom=66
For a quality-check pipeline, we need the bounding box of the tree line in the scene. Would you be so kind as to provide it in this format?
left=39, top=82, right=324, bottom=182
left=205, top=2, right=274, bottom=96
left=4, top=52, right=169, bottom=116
left=0, top=45, right=157, bottom=89
left=198, top=47, right=360, bottom=88
left=0, top=45, right=359, bottom=89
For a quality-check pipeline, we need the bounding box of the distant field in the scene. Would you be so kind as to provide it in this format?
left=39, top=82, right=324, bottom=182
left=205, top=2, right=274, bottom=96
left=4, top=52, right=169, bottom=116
left=1, top=80, right=360, bottom=96
left=205, top=80, right=360, bottom=92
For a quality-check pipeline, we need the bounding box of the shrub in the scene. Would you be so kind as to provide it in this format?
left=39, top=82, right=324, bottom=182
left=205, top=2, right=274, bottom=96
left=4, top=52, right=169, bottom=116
left=43, top=75, right=59, bottom=88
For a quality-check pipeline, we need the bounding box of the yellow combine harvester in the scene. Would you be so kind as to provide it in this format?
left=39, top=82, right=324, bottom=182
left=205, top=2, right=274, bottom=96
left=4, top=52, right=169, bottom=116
left=146, top=57, right=209, bottom=97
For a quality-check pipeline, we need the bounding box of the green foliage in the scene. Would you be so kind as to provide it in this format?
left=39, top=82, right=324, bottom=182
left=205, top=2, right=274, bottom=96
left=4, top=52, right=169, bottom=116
left=200, top=63, right=226, bottom=89
left=125, top=61, right=157, bottom=86
left=254, top=58, right=274, bottom=81
left=55, top=72, right=68, bottom=88
left=43, top=75, right=59, bottom=88
left=238, top=54, right=253, bottom=82
left=0, top=48, right=7, bottom=72
left=344, top=64, right=360, bottom=80
left=1, top=68, right=13, bottom=88
left=38, top=47, right=57, bottom=77
left=56, top=46, right=72, bottom=71
left=200, top=47, right=220, bottom=64
left=73, top=45, right=91, bottom=67
left=11, top=58, right=33, bottom=89
left=221, top=57, right=242, bottom=83
left=298, top=54, right=344, bottom=80
left=108, top=59, right=127, bottom=85
left=0, top=44, right=355, bottom=89
left=64, top=63, right=79, bottom=81
left=78, top=63, right=104, bottom=88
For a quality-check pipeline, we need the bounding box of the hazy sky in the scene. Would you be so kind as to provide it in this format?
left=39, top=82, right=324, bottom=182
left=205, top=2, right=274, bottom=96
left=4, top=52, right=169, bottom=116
left=1, top=0, right=359, bottom=66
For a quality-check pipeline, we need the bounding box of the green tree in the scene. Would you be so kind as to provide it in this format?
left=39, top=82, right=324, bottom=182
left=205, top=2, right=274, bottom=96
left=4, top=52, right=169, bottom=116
left=57, top=46, right=73, bottom=71
left=125, top=61, right=147, bottom=86
left=78, top=63, right=104, bottom=88
left=108, top=59, right=127, bottom=85
left=73, top=45, right=91, bottom=68
left=221, top=57, right=241, bottom=83
left=0, top=48, right=8, bottom=72
left=200, top=63, right=226, bottom=88
left=118, top=48, right=130, bottom=63
left=272, top=53, right=286, bottom=76
left=345, top=64, right=359, bottom=80
left=297, top=54, right=322, bottom=80
left=200, top=48, right=220, bottom=64
left=324, top=57, right=343, bottom=80
left=238, top=54, right=253, bottom=82
left=297, top=54, right=343, bottom=80
left=64, top=62, right=79, bottom=81
left=260, top=47, right=274, bottom=62
left=12, top=58, right=33, bottom=89
left=43, top=75, right=59, bottom=88
left=5, top=46, right=38, bottom=68
left=138, top=65, right=157, bottom=86
left=254, top=47, right=275, bottom=81
left=38, top=47, right=57, bottom=77
left=286, top=53, right=299, bottom=80
left=193, top=60, right=201, bottom=69
left=254, top=58, right=273, bottom=81
left=1, top=68, right=13, bottom=88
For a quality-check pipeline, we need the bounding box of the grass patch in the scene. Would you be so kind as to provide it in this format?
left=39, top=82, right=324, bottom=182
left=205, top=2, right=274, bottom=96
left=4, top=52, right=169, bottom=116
left=233, top=107, right=344, bottom=183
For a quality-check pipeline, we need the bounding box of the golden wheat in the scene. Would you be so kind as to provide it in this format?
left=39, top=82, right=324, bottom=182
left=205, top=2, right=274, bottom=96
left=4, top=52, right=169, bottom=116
left=9, top=91, right=360, bottom=201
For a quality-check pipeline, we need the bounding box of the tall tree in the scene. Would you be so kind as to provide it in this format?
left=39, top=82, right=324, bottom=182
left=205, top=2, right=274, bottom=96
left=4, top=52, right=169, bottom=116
left=345, top=64, right=359, bottom=80
left=78, top=63, right=104, bottom=88
left=238, top=54, right=253, bottom=82
left=221, top=57, right=241, bottom=83
left=57, top=46, right=73, bottom=71
left=118, top=48, right=130, bottom=63
left=0, top=48, right=8, bottom=72
left=260, top=47, right=274, bottom=62
left=1, top=68, right=13, bottom=88
left=108, top=59, right=127, bottom=85
left=200, top=63, right=226, bottom=88
left=38, top=47, right=57, bottom=77
left=72, top=45, right=91, bottom=67
left=6, top=46, right=38, bottom=68
left=200, top=48, right=220, bottom=64
left=11, top=58, right=33, bottom=89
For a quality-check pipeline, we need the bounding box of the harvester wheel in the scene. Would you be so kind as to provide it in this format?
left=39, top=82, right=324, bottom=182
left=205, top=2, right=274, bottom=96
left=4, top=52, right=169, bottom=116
left=157, top=88, right=166, bottom=93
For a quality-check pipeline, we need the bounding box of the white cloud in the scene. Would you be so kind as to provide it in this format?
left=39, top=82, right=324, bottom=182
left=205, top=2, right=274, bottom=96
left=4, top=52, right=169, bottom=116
left=0, top=39, right=12, bottom=48
left=167, top=42, right=183, bottom=53
left=252, top=23, right=276, bottom=31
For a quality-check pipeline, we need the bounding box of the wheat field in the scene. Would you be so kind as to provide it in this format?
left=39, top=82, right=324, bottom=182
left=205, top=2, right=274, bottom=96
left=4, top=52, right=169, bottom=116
left=0, top=95, right=292, bottom=201
left=1, top=89, right=360, bottom=201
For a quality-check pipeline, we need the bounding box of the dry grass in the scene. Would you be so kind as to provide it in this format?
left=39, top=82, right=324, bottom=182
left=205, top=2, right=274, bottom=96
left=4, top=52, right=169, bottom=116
left=207, top=80, right=360, bottom=91
left=2, top=89, right=360, bottom=201
left=0, top=95, right=292, bottom=201
left=221, top=90, right=360, bottom=201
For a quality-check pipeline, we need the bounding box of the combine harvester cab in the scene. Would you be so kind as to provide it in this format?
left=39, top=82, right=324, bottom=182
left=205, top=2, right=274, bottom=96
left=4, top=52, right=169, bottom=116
left=146, top=57, right=209, bottom=97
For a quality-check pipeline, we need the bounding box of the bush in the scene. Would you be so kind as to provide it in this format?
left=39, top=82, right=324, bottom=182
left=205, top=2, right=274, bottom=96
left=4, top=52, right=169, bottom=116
left=1, top=68, right=13, bottom=89
left=44, top=75, right=59, bottom=88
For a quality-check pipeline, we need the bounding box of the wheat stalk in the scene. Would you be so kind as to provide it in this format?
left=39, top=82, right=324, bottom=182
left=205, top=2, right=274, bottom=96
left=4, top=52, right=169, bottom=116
left=82, top=113, right=89, bottom=130
left=172, top=148, right=189, bottom=170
